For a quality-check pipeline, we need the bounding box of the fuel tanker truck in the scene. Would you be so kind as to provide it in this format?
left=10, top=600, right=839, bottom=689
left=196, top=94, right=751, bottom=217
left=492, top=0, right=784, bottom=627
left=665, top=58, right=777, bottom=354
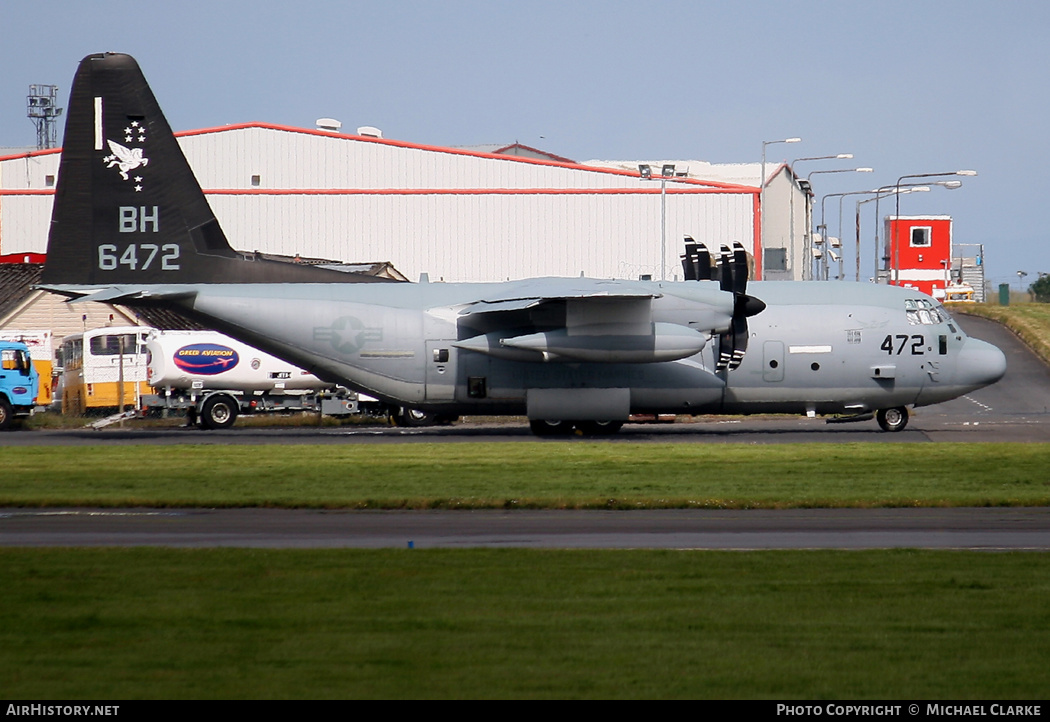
left=143, top=329, right=437, bottom=429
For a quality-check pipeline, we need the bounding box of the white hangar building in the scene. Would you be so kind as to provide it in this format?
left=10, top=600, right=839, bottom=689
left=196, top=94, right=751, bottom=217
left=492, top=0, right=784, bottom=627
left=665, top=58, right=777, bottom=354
left=0, top=124, right=809, bottom=282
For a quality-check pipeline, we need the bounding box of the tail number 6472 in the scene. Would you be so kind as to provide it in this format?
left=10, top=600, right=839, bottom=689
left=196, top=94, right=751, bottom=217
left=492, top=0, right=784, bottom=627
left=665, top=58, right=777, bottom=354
left=98, top=243, right=180, bottom=271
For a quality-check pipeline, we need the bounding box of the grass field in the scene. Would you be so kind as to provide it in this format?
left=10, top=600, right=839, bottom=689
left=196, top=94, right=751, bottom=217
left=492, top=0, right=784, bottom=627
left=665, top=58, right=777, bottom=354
left=5, top=399, right=1050, bottom=697
left=959, top=303, right=1050, bottom=365
left=1, top=442, right=1049, bottom=509
left=1, top=548, right=1047, bottom=699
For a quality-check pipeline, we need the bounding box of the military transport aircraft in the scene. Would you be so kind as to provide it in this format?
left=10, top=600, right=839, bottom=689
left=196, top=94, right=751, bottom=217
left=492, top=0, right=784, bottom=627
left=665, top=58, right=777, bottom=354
left=39, top=53, right=1006, bottom=435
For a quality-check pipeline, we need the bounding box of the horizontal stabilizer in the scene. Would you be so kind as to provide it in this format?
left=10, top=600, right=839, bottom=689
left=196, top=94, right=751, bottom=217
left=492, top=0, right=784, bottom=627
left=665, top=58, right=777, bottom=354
left=37, top=284, right=197, bottom=306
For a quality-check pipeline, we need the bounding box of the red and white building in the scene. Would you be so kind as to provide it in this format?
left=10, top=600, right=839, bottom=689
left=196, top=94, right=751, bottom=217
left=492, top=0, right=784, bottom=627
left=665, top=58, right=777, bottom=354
left=884, top=215, right=952, bottom=298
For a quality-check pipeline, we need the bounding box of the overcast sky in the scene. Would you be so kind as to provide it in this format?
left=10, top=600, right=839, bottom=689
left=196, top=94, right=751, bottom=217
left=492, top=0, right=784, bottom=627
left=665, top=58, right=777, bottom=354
left=2, top=0, right=1048, bottom=287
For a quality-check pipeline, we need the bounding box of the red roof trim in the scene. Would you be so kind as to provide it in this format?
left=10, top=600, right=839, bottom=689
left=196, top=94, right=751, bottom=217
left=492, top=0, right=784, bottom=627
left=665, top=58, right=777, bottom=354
left=0, top=147, right=61, bottom=163
left=0, top=123, right=759, bottom=193
left=175, top=123, right=756, bottom=192
left=1, top=186, right=757, bottom=198
left=204, top=187, right=753, bottom=197
left=0, top=252, right=46, bottom=264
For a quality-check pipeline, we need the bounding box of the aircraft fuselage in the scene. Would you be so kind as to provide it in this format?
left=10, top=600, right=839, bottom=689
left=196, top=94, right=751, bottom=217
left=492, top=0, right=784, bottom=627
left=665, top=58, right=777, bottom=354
left=38, top=53, right=1006, bottom=434
left=84, top=277, right=1004, bottom=422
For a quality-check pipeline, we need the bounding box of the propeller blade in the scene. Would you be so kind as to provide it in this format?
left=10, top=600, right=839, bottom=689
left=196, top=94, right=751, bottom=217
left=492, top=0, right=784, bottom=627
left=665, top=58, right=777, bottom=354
left=731, top=242, right=748, bottom=295
left=718, top=245, right=733, bottom=292
left=681, top=237, right=699, bottom=281
left=714, top=244, right=762, bottom=371
left=716, top=330, right=732, bottom=371
left=729, top=312, right=748, bottom=370
left=696, top=243, right=711, bottom=281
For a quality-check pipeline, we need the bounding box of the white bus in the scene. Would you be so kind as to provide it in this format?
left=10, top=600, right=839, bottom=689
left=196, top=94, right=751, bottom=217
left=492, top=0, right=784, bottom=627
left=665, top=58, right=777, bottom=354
left=58, top=326, right=150, bottom=414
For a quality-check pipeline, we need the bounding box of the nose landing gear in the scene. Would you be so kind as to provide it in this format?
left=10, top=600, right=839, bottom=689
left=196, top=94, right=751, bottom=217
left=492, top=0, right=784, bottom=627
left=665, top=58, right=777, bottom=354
left=876, top=406, right=909, bottom=432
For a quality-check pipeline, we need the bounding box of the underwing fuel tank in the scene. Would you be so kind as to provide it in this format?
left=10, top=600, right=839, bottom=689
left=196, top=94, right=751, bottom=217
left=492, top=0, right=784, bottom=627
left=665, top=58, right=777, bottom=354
left=460, top=323, right=709, bottom=363
left=502, top=323, right=708, bottom=363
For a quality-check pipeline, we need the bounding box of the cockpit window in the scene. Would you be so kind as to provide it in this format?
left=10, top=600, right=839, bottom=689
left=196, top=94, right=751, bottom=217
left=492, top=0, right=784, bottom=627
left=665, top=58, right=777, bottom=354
left=905, top=299, right=951, bottom=326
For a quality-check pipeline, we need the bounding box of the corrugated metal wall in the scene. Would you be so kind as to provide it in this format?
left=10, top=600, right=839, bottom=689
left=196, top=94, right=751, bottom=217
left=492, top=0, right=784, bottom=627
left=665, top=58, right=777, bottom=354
left=0, top=152, right=60, bottom=255
left=204, top=190, right=752, bottom=282
left=0, top=196, right=53, bottom=255
left=1, top=127, right=756, bottom=282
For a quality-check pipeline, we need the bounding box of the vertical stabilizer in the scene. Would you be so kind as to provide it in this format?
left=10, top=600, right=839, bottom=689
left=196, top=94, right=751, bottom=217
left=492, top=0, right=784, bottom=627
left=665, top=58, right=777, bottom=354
left=42, top=53, right=387, bottom=286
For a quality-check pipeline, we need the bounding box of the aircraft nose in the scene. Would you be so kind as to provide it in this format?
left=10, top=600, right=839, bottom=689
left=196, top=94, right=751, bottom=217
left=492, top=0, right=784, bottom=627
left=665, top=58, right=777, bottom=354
left=956, top=337, right=1007, bottom=390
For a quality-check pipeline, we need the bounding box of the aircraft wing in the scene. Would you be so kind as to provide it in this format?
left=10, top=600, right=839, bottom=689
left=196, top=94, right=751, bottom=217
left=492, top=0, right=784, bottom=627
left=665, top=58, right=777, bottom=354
left=452, top=285, right=719, bottom=364
left=458, top=287, right=656, bottom=317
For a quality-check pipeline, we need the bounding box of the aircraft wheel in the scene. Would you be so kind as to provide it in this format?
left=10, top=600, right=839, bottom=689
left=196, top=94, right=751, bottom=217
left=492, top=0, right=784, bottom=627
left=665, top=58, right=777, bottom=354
left=200, top=395, right=239, bottom=430
left=395, top=407, right=435, bottom=427
left=876, top=406, right=909, bottom=432
left=0, top=398, right=11, bottom=431
left=575, top=420, right=624, bottom=436
left=529, top=419, right=574, bottom=436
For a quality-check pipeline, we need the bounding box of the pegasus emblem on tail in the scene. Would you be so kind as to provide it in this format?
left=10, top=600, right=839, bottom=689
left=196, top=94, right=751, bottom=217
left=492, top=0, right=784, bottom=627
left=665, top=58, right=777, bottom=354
left=103, top=139, right=149, bottom=180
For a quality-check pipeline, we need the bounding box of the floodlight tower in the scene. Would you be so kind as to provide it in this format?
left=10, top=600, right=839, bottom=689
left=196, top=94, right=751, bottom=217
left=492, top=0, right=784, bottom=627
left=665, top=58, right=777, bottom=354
left=27, top=85, right=63, bottom=150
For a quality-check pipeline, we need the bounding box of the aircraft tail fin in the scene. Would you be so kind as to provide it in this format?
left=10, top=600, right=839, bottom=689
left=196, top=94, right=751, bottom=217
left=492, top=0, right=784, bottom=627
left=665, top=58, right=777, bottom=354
left=42, top=53, right=388, bottom=286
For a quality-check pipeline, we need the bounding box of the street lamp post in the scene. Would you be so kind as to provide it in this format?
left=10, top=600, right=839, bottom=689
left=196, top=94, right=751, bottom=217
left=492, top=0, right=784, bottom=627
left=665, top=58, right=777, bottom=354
left=817, top=190, right=863, bottom=281
left=790, top=155, right=853, bottom=279
left=892, top=170, right=977, bottom=284
left=812, top=188, right=870, bottom=280
left=638, top=163, right=677, bottom=281
left=817, top=191, right=843, bottom=281
left=794, top=155, right=853, bottom=165
left=760, top=137, right=801, bottom=280
left=856, top=187, right=930, bottom=282
left=830, top=173, right=875, bottom=279
left=813, top=173, right=879, bottom=280
left=807, top=167, right=874, bottom=182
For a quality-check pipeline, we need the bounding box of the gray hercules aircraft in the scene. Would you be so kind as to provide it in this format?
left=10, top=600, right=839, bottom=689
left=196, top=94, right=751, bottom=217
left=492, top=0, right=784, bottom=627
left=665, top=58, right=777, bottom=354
left=40, top=53, right=1006, bottom=434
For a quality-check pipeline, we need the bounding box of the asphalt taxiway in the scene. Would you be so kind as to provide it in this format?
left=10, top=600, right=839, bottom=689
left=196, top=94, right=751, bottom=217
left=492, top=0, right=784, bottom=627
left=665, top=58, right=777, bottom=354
left=3, top=507, right=1049, bottom=550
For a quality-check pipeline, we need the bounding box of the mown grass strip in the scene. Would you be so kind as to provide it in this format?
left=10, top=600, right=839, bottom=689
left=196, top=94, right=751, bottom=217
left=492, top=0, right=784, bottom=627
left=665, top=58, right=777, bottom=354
left=959, top=303, right=1050, bottom=365
left=1, top=442, right=1049, bottom=508
left=0, top=548, right=1047, bottom=699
